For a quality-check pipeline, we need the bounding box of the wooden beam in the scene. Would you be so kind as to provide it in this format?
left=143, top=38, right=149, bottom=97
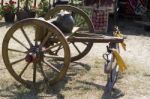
left=68, top=36, right=124, bottom=43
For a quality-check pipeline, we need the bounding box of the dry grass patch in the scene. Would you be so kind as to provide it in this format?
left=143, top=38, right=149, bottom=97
left=0, top=58, right=107, bottom=99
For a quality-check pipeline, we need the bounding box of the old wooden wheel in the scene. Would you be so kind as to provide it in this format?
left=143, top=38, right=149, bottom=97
left=2, top=19, right=70, bottom=88
left=45, top=5, right=94, bottom=62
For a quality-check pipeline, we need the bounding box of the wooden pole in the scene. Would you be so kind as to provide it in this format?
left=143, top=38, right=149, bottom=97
left=1, top=0, right=3, bottom=6
left=67, top=36, right=124, bottom=43
left=114, top=0, right=118, bottom=26
left=17, top=0, right=20, bottom=12
left=49, top=0, right=51, bottom=8
left=34, top=0, right=36, bottom=7
left=53, top=0, right=55, bottom=7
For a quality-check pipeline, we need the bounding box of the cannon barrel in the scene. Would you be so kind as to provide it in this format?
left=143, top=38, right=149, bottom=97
left=35, top=10, right=75, bottom=41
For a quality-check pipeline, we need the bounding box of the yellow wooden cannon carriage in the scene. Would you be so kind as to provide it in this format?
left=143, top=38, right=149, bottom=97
left=2, top=5, right=126, bottom=93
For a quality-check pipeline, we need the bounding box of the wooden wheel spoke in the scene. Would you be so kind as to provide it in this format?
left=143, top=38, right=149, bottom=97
left=10, top=57, right=25, bottom=65
left=53, top=45, right=64, bottom=54
left=51, top=45, right=64, bottom=54
left=20, top=27, right=33, bottom=47
left=74, top=15, right=79, bottom=24
left=82, top=42, right=88, bottom=45
left=54, top=45, right=62, bottom=54
left=19, top=62, right=31, bottom=77
left=72, top=42, right=81, bottom=54
left=40, top=32, right=52, bottom=47
left=43, top=43, right=62, bottom=53
left=8, top=48, right=27, bottom=54
left=44, top=54, right=64, bottom=60
left=75, top=14, right=86, bottom=27
left=12, top=36, right=29, bottom=50
left=43, top=60, right=60, bottom=73
left=33, top=62, right=37, bottom=84
left=38, top=62, right=48, bottom=82
left=76, top=19, right=85, bottom=27
left=35, top=40, right=38, bottom=46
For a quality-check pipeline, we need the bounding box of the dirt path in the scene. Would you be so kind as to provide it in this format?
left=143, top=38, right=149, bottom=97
left=0, top=19, right=150, bottom=99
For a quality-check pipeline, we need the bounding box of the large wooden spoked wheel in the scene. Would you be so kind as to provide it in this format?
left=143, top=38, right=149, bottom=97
left=45, top=5, right=94, bottom=62
left=2, top=19, right=70, bottom=88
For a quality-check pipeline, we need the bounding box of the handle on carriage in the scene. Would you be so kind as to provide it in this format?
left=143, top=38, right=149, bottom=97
left=113, top=26, right=127, bottom=51
left=103, top=43, right=127, bottom=73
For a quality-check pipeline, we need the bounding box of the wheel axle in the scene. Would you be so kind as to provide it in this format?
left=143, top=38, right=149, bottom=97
left=25, top=53, right=37, bottom=63
left=25, top=45, right=44, bottom=63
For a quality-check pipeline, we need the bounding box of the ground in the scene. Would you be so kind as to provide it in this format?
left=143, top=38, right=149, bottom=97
left=0, top=18, right=150, bottom=99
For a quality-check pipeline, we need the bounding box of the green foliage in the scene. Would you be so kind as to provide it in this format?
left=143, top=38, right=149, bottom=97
left=20, top=0, right=33, bottom=7
left=0, top=0, right=17, bottom=15
left=19, top=0, right=34, bottom=11
left=37, top=0, right=49, bottom=17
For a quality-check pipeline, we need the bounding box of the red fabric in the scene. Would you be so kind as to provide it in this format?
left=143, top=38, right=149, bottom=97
left=92, top=9, right=108, bottom=32
left=125, top=0, right=146, bottom=15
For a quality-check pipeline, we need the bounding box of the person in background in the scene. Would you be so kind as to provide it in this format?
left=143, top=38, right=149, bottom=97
left=53, top=0, right=69, bottom=7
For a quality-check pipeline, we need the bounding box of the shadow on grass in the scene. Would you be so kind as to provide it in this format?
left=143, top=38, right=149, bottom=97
left=71, top=61, right=91, bottom=71
left=0, top=75, right=69, bottom=99
left=77, top=80, right=124, bottom=99
left=0, top=61, right=91, bottom=99
left=102, top=88, right=124, bottom=99
left=0, top=61, right=124, bottom=99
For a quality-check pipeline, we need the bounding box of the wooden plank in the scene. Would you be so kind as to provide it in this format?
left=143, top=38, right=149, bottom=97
left=73, top=32, right=104, bottom=37
left=68, top=36, right=124, bottom=43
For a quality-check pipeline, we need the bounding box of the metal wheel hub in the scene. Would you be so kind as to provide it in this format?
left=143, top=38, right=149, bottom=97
left=25, top=46, right=43, bottom=63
